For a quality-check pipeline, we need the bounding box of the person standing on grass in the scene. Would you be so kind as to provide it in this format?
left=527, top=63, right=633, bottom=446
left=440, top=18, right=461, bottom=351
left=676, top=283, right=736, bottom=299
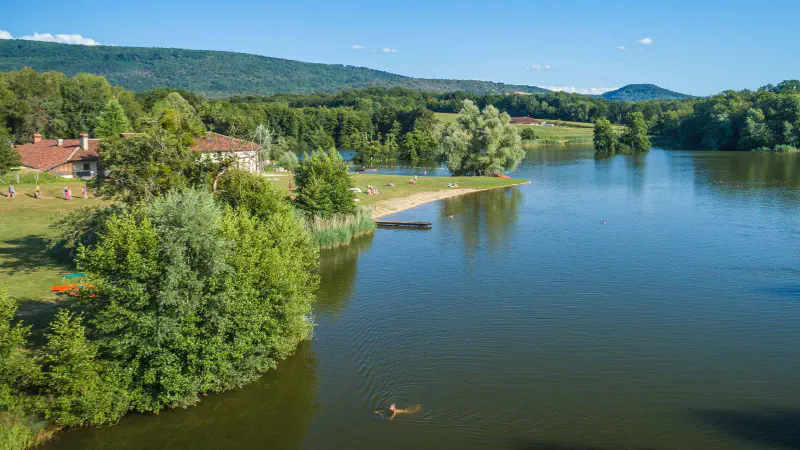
left=8, top=183, right=15, bottom=198
left=82, top=184, right=88, bottom=199
left=64, top=187, right=72, bottom=200
left=35, top=183, right=41, bottom=199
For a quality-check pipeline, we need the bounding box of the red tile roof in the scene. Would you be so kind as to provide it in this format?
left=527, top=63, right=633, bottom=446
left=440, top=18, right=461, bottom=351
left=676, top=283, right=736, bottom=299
left=510, top=117, right=543, bottom=125
left=16, top=132, right=258, bottom=172
left=192, top=132, right=261, bottom=153
left=15, top=139, right=101, bottom=172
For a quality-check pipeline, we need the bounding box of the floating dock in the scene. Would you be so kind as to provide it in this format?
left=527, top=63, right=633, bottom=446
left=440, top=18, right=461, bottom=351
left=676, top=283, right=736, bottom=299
left=376, top=220, right=432, bottom=230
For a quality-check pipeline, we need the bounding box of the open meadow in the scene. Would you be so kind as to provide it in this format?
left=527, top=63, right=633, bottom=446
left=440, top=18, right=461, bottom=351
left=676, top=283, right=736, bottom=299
left=435, top=112, right=595, bottom=144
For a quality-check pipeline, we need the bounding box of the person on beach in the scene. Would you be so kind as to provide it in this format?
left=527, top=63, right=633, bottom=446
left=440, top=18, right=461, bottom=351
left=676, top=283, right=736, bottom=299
left=8, top=184, right=15, bottom=198
left=82, top=184, right=89, bottom=199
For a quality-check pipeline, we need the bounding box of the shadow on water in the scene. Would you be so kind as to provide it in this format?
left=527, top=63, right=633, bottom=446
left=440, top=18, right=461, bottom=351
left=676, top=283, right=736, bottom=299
left=316, top=234, right=375, bottom=315
left=43, top=341, right=320, bottom=450
left=694, top=408, right=800, bottom=449
left=440, top=186, right=523, bottom=253
left=514, top=439, right=659, bottom=450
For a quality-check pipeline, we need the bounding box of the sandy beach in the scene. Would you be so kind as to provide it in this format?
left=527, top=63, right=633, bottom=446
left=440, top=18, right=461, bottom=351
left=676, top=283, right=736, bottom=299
left=370, top=181, right=529, bottom=219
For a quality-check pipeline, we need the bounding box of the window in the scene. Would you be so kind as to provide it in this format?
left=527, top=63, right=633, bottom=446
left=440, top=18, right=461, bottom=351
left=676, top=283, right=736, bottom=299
left=83, top=163, right=91, bottom=170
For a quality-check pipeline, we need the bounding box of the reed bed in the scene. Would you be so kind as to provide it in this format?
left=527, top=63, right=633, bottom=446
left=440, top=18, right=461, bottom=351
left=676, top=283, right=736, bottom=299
left=301, top=206, right=376, bottom=249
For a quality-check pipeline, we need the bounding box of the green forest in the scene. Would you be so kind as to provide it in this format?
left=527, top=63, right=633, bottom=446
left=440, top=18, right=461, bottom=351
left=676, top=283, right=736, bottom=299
left=0, top=40, right=550, bottom=97
left=601, top=84, right=692, bottom=102
left=2, top=68, right=798, bottom=157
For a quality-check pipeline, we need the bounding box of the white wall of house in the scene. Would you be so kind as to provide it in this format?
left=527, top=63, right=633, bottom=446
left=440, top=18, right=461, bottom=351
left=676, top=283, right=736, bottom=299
left=73, top=161, right=99, bottom=178
left=201, top=151, right=259, bottom=173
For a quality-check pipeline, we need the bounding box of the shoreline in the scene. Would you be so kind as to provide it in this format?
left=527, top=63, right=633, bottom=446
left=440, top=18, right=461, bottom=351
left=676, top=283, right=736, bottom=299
left=370, top=181, right=530, bottom=219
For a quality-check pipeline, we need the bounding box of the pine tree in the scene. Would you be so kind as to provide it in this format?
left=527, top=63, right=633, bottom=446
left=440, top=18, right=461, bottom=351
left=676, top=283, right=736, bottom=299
left=94, top=99, right=132, bottom=138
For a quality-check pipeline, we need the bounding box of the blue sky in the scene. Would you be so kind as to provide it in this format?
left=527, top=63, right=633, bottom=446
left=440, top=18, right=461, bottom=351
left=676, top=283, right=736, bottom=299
left=2, top=0, right=798, bottom=96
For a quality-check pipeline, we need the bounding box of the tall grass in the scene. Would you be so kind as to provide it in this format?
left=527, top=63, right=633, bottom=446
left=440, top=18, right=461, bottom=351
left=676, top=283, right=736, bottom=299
left=565, top=137, right=593, bottom=145
left=301, top=206, right=376, bottom=249
left=523, top=139, right=564, bottom=147
left=0, top=411, right=52, bottom=450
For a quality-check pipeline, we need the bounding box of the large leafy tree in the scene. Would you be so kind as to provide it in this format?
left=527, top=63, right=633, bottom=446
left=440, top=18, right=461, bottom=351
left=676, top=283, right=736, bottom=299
left=593, top=118, right=617, bottom=153
left=96, top=93, right=211, bottom=203
left=294, top=149, right=355, bottom=217
left=620, top=111, right=650, bottom=152
left=440, top=100, right=524, bottom=176
left=77, top=189, right=318, bottom=412
left=95, top=127, right=204, bottom=203
left=94, top=99, right=131, bottom=138
left=61, top=73, right=114, bottom=137
left=0, top=126, right=22, bottom=176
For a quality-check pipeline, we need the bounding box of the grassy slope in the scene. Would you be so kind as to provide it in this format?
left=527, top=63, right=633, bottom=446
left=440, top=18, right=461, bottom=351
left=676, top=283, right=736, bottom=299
left=435, top=113, right=595, bottom=143
left=0, top=40, right=549, bottom=97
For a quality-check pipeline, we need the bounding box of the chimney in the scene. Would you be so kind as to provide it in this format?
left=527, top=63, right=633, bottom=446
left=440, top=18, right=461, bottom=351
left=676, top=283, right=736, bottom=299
left=79, top=132, right=89, bottom=151
left=33, top=133, right=42, bottom=144
left=57, top=138, right=64, bottom=147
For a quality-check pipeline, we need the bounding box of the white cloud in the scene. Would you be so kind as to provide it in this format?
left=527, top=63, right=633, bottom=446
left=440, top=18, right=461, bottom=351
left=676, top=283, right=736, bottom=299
left=21, top=32, right=102, bottom=46
left=541, top=86, right=618, bottom=95
left=0, top=30, right=11, bottom=40
left=617, top=46, right=627, bottom=51
left=380, top=47, right=398, bottom=53
left=350, top=44, right=364, bottom=50
left=525, top=64, right=551, bottom=72
left=637, top=37, right=653, bottom=45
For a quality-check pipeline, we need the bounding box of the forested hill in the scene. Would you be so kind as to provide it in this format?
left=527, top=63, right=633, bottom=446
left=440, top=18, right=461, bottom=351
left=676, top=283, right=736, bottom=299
left=601, top=84, right=692, bottom=102
left=0, top=40, right=550, bottom=97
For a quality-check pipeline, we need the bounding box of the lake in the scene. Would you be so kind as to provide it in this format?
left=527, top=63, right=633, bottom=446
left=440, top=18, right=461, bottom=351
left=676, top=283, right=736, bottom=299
left=43, top=148, right=800, bottom=450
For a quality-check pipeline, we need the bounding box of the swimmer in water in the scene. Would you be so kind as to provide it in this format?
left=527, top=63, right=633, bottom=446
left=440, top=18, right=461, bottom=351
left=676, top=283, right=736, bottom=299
left=374, top=403, right=421, bottom=421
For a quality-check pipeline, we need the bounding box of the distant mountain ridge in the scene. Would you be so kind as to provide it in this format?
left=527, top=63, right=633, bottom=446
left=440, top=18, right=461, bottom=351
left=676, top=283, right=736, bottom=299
left=0, top=40, right=551, bottom=97
left=601, top=84, right=692, bottom=102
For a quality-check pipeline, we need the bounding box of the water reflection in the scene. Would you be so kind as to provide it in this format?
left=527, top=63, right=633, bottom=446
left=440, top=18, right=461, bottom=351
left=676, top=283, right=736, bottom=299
left=316, top=234, right=374, bottom=316
left=43, top=342, right=319, bottom=450
left=440, top=186, right=523, bottom=253
left=689, top=151, right=800, bottom=206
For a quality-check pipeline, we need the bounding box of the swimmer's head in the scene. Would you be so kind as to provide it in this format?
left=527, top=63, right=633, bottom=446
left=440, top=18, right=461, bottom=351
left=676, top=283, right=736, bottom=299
left=389, top=404, right=396, bottom=412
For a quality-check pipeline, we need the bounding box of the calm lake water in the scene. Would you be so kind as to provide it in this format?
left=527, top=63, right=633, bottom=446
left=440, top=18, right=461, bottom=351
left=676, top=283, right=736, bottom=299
left=44, top=148, right=800, bottom=450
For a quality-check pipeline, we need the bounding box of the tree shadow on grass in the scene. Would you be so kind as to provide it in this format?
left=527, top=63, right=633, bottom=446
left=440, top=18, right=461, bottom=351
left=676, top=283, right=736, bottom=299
left=14, top=297, right=75, bottom=346
left=694, top=408, right=800, bottom=449
left=0, top=235, right=63, bottom=274
left=514, top=439, right=660, bottom=450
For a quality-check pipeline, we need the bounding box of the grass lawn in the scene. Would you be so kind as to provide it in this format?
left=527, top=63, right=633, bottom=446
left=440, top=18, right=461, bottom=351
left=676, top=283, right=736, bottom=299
left=434, top=112, right=595, bottom=144
left=0, top=177, right=106, bottom=337
left=269, top=172, right=528, bottom=210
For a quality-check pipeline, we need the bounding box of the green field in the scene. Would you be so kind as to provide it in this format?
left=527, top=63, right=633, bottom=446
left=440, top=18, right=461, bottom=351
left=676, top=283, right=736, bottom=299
left=434, top=112, right=595, bottom=144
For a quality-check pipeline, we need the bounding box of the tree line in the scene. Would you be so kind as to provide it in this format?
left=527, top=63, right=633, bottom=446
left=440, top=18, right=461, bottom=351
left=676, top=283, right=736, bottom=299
left=2, top=68, right=798, bottom=161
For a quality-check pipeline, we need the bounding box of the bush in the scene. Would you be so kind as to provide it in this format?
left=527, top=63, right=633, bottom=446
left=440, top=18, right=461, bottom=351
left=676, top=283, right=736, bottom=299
left=216, top=170, right=291, bottom=222
left=77, top=189, right=318, bottom=412
left=519, top=127, right=538, bottom=140
left=39, top=310, right=129, bottom=427
left=0, top=289, right=37, bottom=413
left=294, top=149, right=355, bottom=218
left=277, top=151, right=299, bottom=170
